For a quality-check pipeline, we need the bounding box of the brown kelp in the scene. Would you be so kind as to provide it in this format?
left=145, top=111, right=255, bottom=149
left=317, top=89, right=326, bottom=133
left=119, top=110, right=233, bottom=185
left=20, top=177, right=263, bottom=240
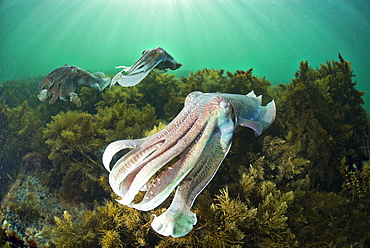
left=42, top=99, right=159, bottom=203
left=278, top=54, right=368, bottom=190
left=0, top=101, right=44, bottom=199
left=1, top=54, right=369, bottom=247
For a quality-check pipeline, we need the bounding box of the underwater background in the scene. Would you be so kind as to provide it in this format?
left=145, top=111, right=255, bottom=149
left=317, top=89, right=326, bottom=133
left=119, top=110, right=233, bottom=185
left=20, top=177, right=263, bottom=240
left=1, top=0, right=370, bottom=247
left=0, top=0, right=369, bottom=110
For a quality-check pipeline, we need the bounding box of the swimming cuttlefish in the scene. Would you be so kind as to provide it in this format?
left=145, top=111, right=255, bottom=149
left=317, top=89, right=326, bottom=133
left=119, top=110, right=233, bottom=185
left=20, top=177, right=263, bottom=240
left=37, top=64, right=111, bottom=107
left=37, top=48, right=181, bottom=106
left=103, top=91, right=276, bottom=238
left=110, top=47, right=183, bottom=87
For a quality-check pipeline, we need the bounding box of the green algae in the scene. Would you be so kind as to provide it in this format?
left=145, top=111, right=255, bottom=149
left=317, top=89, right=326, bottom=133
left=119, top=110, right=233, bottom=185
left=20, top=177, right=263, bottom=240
left=0, top=54, right=369, bottom=247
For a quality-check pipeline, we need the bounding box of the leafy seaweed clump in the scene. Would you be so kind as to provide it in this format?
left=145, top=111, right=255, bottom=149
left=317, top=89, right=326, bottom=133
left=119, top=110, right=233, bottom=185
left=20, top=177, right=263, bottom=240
left=0, top=101, right=44, bottom=197
left=51, top=200, right=155, bottom=248
left=277, top=54, right=368, bottom=191
left=0, top=78, right=41, bottom=108
left=43, top=98, right=159, bottom=203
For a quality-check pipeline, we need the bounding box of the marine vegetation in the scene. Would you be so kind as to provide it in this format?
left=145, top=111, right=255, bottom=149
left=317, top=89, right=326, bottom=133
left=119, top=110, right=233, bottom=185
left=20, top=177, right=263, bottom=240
left=43, top=98, right=159, bottom=203
left=0, top=54, right=369, bottom=247
left=0, top=100, right=44, bottom=198
left=277, top=53, right=368, bottom=190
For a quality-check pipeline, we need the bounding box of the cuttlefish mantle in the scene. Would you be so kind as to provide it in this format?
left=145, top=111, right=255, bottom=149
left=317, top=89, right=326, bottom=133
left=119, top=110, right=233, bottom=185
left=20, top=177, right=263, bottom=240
left=103, top=91, right=276, bottom=238
left=110, top=47, right=182, bottom=87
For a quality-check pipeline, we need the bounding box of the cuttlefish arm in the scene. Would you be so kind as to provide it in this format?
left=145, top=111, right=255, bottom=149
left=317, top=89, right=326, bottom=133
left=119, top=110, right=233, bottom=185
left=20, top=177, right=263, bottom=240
left=150, top=92, right=275, bottom=237
left=151, top=98, right=235, bottom=237
left=111, top=47, right=182, bottom=87
left=130, top=95, right=235, bottom=212
left=102, top=91, right=275, bottom=238
left=105, top=93, right=210, bottom=205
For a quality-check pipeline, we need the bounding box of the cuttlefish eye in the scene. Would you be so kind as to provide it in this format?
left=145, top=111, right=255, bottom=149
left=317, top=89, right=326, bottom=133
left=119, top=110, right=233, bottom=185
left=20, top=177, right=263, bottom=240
left=219, top=100, right=229, bottom=109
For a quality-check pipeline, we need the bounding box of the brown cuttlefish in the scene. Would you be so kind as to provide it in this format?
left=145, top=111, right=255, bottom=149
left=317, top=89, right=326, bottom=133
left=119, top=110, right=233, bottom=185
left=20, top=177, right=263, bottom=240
left=37, top=64, right=111, bottom=107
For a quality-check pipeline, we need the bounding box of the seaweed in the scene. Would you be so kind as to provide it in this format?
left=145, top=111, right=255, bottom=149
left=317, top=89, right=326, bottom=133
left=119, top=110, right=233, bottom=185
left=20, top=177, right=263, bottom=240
left=52, top=210, right=96, bottom=248
left=94, top=101, right=158, bottom=143
left=51, top=200, right=154, bottom=248
left=0, top=101, right=44, bottom=198
left=0, top=78, right=41, bottom=109
left=1, top=54, right=370, bottom=247
left=277, top=54, right=368, bottom=190
left=42, top=95, right=159, bottom=203
left=178, top=69, right=226, bottom=94
left=137, top=72, right=181, bottom=120
left=222, top=69, right=272, bottom=102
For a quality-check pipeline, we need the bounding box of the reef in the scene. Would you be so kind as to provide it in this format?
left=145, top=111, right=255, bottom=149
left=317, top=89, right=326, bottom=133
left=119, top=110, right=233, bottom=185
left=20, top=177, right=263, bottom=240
left=0, top=54, right=369, bottom=247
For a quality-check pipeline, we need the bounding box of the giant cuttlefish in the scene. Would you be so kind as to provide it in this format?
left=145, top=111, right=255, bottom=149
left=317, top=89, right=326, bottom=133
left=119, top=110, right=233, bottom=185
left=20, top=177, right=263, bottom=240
left=38, top=64, right=111, bottom=107
left=103, top=91, right=276, bottom=238
left=111, top=47, right=182, bottom=87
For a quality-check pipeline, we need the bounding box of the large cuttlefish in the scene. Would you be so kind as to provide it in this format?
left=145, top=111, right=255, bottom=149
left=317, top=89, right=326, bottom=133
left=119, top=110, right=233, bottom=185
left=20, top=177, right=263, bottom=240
left=111, top=47, right=182, bottom=87
left=103, top=91, right=276, bottom=238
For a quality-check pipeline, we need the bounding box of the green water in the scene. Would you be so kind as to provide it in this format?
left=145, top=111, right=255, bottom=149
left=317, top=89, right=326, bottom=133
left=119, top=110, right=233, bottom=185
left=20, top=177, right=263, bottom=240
left=1, top=0, right=369, bottom=109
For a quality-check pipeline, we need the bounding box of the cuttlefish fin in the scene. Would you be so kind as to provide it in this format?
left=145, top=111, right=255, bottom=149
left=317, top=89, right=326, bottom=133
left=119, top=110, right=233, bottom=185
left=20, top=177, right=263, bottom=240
left=258, top=100, right=276, bottom=130
left=237, top=118, right=264, bottom=136
left=237, top=99, right=276, bottom=136
left=152, top=68, right=168, bottom=74
left=102, top=138, right=148, bottom=171
left=246, top=90, right=262, bottom=105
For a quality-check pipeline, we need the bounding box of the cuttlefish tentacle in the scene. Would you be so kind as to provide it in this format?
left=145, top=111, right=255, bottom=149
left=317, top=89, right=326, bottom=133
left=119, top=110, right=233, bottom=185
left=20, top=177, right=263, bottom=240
left=125, top=48, right=166, bottom=76
left=106, top=94, right=198, bottom=201
left=107, top=93, right=218, bottom=206
left=130, top=96, right=234, bottom=212
left=151, top=98, right=235, bottom=237
left=119, top=102, right=219, bottom=205
left=40, top=65, right=77, bottom=104
left=103, top=91, right=276, bottom=238
left=49, top=80, right=62, bottom=104
left=103, top=138, right=150, bottom=172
